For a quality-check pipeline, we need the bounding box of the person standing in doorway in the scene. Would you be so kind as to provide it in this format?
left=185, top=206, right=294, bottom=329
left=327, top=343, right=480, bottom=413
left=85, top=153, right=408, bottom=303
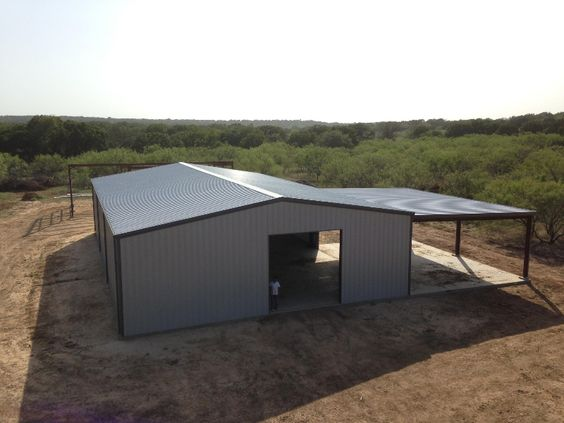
left=270, top=277, right=281, bottom=311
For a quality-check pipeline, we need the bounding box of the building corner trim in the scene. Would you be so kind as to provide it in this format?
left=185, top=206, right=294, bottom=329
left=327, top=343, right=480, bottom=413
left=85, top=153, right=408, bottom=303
left=408, top=216, right=413, bottom=296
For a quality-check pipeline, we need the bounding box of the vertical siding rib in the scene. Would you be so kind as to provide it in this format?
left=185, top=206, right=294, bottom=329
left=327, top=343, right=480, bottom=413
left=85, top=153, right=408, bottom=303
left=105, top=218, right=117, bottom=308
left=96, top=201, right=102, bottom=251
left=93, top=194, right=98, bottom=241
left=101, top=212, right=107, bottom=277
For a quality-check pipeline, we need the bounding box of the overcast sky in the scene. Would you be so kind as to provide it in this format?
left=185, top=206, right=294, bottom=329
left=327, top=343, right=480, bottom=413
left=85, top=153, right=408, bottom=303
left=1, top=0, right=563, bottom=122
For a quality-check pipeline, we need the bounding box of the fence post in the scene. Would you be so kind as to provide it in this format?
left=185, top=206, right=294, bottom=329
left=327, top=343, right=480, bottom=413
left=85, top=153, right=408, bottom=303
left=68, top=165, right=74, bottom=218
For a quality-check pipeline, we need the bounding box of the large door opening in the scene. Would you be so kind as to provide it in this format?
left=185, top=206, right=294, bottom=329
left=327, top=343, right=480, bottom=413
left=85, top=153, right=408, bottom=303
left=268, top=230, right=341, bottom=312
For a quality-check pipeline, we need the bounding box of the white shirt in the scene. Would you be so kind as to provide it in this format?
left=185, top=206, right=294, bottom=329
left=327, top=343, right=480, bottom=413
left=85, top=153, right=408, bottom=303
left=270, top=280, right=280, bottom=295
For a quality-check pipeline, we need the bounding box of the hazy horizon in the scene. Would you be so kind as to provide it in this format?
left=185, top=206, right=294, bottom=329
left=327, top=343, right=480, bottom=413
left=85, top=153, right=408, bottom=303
left=1, top=0, right=563, bottom=122
left=2, top=111, right=564, bottom=126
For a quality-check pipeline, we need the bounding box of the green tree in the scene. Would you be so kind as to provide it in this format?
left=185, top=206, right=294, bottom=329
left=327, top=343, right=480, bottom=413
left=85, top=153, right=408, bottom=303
left=255, top=142, right=295, bottom=175
left=319, top=130, right=352, bottom=148
left=517, top=147, right=564, bottom=182
left=288, top=129, right=316, bottom=146
left=379, top=122, right=401, bottom=139
left=146, top=123, right=168, bottom=134
left=0, top=153, right=30, bottom=187
left=258, top=125, right=287, bottom=142
left=60, top=121, right=106, bottom=156
left=25, top=115, right=66, bottom=159
left=31, top=154, right=66, bottom=185
left=482, top=178, right=564, bottom=244
left=443, top=170, right=487, bottom=199
left=409, top=123, right=430, bottom=138
left=340, top=123, right=374, bottom=144
left=0, top=153, right=10, bottom=184
left=297, top=145, right=328, bottom=181
left=237, top=150, right=282, bottom=175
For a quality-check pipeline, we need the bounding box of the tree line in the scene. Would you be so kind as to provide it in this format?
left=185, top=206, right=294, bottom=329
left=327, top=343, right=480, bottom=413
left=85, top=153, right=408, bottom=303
left=2, top=113, right=564, bottom=161
left=1, top=130, right=562, bottom=245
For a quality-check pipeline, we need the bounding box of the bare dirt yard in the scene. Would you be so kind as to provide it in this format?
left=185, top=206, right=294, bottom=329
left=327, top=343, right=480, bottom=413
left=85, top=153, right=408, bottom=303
left=1, top=199, right=563, bottom=422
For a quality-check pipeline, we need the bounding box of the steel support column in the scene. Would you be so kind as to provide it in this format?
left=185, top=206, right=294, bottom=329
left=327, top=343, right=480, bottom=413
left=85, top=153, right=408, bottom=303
left=523, top=215, right=532, bottom=279
left=455, top=220, right=462, bottom=256
left=68, top=165, right=74, bottom=218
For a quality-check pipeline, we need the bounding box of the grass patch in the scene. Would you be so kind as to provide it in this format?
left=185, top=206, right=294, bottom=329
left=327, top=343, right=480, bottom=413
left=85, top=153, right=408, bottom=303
left=0, top=192, right=21, bottom=216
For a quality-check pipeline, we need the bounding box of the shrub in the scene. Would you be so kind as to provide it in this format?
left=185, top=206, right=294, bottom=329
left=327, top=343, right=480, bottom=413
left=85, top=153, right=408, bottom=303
left=21, top=192, right=41, bottom=201
left=481, top=178, right=564, bottom=244
left=31, top=154, right=66, bottom=185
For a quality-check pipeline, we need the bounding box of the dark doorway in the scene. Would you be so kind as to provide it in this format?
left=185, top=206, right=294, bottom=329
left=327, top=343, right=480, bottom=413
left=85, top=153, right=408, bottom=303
left=268, top=230, right=341, bottom=312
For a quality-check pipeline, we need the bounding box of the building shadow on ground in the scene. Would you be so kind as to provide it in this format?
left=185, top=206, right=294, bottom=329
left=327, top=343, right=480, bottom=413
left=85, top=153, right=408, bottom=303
left=19, top=231, right=563, bottom=422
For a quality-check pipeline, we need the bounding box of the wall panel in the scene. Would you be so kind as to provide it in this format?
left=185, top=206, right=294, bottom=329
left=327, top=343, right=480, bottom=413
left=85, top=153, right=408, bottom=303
left=120, top=201, right=411, bottom=336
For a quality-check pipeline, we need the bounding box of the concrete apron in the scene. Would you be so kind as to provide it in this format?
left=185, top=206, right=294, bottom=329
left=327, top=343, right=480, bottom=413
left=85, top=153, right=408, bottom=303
left=410, top=241, right=525, bottom=296
left=269, top=239, right=525, bottom=315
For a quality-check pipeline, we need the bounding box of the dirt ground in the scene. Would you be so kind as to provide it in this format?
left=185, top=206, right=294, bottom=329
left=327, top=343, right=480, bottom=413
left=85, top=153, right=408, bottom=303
left=1, top=199, right=563, bottom=422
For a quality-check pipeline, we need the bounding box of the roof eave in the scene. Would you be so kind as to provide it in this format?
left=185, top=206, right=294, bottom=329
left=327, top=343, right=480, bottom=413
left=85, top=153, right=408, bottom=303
left=413, top=211, right=536, bottom=222
left=113, top=196, right=413, bottom=239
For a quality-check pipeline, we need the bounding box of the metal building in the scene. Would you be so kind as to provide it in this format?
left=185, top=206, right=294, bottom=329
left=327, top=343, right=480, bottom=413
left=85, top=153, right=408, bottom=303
left=92, top=163, right=533, bottom=336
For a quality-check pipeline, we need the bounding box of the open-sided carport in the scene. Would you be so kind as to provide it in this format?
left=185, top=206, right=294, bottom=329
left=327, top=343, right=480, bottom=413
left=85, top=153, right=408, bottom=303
left=325, top=188, right=535, bottom=293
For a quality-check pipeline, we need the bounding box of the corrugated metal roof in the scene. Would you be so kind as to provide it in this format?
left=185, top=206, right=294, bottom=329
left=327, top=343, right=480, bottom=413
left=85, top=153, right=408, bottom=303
left=324, top=188, right=534, bottom=219
left=192, top=164, right=408, bottom=213
left=91, top=163, right=274, bottom=235
left=93, top=164, right=531, bottom=236
left=93, top=163, right=410, bottom=236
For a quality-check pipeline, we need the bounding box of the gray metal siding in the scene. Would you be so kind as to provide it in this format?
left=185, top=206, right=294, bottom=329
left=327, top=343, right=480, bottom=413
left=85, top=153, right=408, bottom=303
left=119, top=201, right=411, bottom=336
left=97, top=207, right=118, bottom=329
left=105, top=218, right=117, bottom=307
left=95, top=194, right=102, bottom=250
left=98, top=201, right=104, bottom=252
left=100, top=211, right=107, bottom=271
left=93, top=194, right=98, bottom=241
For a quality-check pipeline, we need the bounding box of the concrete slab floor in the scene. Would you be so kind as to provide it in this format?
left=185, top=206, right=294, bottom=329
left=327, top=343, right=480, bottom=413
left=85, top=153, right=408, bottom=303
left=269, top=236, right=524, bottom=313
left=410, top=241, right=525, bottom=295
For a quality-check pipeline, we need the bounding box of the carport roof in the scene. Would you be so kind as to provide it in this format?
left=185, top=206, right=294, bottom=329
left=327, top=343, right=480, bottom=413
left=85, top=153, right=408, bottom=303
left=91, top=163, right=411, bottom=236
left=323, top=188, right=534, bottom=221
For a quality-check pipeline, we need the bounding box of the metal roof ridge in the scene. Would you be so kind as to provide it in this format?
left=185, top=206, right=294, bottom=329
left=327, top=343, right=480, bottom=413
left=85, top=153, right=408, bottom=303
left=179, top=162, right=283, bottom=199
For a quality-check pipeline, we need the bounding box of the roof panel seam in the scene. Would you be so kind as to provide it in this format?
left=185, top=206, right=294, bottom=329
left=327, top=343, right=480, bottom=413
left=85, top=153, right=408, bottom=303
left=180, top=162, right=283, bottom=199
